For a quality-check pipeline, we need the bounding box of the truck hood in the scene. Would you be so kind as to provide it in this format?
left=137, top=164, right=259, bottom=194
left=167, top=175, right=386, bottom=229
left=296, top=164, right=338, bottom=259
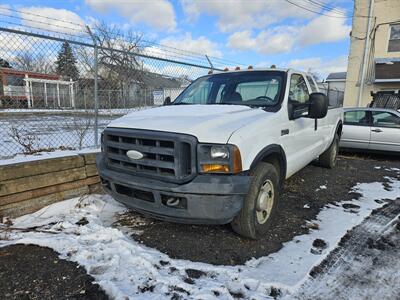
left=107, top=104, right=271, bottom=143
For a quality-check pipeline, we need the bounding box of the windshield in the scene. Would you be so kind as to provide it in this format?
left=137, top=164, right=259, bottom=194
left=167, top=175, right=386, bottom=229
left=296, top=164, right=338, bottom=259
left=173, top=71, right=284, bottom=107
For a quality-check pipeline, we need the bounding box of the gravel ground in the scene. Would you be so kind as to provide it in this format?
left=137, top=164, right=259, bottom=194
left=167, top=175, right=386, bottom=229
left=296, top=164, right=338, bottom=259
left=0, top=154, right=398, bottom=299
left=0, top=244, right=108, bottom=300
left=117, top=154, right=400, bottom=265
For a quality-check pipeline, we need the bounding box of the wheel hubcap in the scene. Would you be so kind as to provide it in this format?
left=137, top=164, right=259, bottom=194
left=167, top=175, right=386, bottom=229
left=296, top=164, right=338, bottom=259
left=256, top=180, right=274, bottom=224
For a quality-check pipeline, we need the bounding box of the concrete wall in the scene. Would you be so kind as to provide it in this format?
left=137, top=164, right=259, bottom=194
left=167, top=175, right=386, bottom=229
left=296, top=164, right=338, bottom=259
left=0, top=153, right=100, bottom=218
left=344, top=0, right=400, bottom=107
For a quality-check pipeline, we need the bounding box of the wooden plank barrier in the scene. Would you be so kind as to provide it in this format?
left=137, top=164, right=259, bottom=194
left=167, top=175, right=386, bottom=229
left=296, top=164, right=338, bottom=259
left=0, top=152, right=101, bottom=218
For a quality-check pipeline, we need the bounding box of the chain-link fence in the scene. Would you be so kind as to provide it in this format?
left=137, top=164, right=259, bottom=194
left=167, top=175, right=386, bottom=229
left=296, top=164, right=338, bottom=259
left=0, top=26, right=231, bottom=160
left=319, top=86, right=345, bottom=108
left=0, top=17, right=345, bottom=161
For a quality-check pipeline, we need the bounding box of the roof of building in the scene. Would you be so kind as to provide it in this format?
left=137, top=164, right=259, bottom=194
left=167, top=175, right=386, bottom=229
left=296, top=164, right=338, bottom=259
left=101, top=63, right=184, bottom=88
left=0, top=67, right=60, bottom=80
left=326, top=72, right=347, bottom=81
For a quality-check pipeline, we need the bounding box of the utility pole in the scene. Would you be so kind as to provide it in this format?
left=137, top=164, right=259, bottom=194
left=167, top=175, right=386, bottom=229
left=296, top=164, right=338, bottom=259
left=357, top=0, right=374, bottom=107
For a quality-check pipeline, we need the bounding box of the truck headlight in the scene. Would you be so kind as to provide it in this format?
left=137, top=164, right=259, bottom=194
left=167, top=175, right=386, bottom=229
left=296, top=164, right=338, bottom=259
left=210, top=146, right=229, bottom=159
left=197, top=144, right=242, bottom=174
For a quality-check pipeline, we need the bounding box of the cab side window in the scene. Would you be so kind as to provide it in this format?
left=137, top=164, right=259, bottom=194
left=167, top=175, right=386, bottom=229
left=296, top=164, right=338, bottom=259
left=289, top=74, right=310, bottom=104
left=306, top=75, right=318, bottom=93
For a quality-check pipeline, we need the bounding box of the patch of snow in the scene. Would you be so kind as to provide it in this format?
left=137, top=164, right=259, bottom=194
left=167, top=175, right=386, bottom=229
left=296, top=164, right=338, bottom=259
left=303, top=204, right=310, bottom=209
left=1, top=178, right=399, bottom=299
left=374, top=166, right=381, bottom=169
left=315, top=185, right=327, bottom=192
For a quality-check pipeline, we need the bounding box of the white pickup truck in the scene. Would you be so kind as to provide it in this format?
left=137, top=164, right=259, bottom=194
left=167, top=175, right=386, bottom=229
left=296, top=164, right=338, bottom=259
left=97, top=68, right=343, bottom=239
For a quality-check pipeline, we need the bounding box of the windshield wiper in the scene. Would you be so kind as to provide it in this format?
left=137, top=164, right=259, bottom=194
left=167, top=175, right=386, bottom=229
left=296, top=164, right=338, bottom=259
left=172, top=102, right=192, bottom=105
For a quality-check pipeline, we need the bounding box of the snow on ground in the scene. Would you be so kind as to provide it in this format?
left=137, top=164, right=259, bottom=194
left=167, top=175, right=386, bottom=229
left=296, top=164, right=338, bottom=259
left=0, top=107, right=151, bottom=160
left=0, top=108, right=149, bottom=115
left=0, top=114, right=109, bottom=159
left=1, top=178, right=400, bottom=299
left=0, top=148, right=100, bottom=166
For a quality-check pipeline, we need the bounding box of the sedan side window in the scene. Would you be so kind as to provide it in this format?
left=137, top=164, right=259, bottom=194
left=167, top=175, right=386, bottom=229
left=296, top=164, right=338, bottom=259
left=344, top=111, right=370, bottom=126
left=289, top=74, right=310, bottom=104
left=372, top=112, right=400, bottom=128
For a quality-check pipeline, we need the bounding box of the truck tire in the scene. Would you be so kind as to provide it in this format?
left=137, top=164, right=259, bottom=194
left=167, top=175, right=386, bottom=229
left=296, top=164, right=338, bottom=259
left=319, top=133, right=339, bottom=169
left=231, top=162, right=280, bottom=239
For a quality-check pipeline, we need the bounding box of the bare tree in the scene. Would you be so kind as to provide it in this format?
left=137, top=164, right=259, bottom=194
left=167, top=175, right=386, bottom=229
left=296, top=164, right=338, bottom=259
left=78, top=22, right=144, bottom=86
left=9, top=126, right=39, bottom=154
left=66, top=113, right=92, bottom=150
left=13, top=52, right=55, bottom=73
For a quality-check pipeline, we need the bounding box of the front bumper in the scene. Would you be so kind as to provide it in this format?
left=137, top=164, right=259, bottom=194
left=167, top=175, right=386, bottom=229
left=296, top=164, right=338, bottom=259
left=96, top=153, right=251, bottom=224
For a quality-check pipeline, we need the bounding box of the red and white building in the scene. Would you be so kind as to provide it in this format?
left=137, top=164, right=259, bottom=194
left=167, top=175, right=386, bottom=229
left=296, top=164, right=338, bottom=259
left=0, top=68, right=76, bottom=108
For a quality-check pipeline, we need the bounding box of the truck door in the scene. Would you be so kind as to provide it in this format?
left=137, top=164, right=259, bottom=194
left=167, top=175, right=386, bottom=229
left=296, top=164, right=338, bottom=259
left=283, top=73, right=321, bottom=176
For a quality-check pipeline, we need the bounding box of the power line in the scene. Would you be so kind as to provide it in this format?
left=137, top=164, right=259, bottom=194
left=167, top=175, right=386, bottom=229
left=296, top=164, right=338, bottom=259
left=304, top=0, right=373, bottom=19
left=283, top=0, right=349, bottom=18
left=305, top=0, right=348, bottom=15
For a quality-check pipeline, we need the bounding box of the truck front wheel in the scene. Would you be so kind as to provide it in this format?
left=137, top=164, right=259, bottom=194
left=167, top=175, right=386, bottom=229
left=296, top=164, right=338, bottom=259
left=231, top=162, right=280, bottom=239
left=319, top=133, right=339, bottom=169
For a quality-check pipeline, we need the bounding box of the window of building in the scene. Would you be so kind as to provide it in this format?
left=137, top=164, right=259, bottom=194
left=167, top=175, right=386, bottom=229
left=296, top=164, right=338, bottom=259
left=6, top=75, right=25, bottom=86
left=388, top=24, right=400, bottom=52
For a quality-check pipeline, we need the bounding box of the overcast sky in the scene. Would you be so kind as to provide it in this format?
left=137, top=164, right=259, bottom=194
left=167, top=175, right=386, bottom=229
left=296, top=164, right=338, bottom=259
left=1, top=0, right=353, bottom=78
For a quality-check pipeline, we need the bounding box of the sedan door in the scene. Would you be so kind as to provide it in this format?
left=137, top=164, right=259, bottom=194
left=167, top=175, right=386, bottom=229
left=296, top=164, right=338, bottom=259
left=369, top=111, right=400, bottom=152
left=340, top=110, right=371, bottom=149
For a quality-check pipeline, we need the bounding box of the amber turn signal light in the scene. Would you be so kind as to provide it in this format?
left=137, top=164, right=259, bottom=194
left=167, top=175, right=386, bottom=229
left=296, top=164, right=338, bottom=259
left=201, top=164, right=230, bottom=173
left=232, top=145, right=242, bottom=174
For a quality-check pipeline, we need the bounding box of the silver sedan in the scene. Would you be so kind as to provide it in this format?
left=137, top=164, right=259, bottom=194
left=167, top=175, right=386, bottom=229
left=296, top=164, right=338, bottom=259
left=340, top=107, right=400, bottom=153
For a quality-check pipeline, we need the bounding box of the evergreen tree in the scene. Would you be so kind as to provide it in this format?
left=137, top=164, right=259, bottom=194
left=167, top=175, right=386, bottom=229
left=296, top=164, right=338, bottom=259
left=0, top=57, right=12, bottom=68
left=55, top=42, right=79, bottom=80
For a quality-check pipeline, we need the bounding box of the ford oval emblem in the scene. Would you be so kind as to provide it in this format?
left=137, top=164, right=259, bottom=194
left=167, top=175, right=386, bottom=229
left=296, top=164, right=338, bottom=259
left=126, top=150, right=144, bottom=160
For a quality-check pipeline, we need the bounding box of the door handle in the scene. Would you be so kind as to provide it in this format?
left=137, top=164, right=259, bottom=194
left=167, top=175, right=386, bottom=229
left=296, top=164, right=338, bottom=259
left=371, top=129, right=382, bottom=133
left=281, top=129, right=289, bottom=136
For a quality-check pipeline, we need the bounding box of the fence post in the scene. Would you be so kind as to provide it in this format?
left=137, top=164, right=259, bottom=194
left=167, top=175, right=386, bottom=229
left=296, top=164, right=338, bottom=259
left=24, top=74, right=31, bottom=108
left=70, top=78, right=75, bottom=108
left=87, top=26, right=99, bottom=148
left=56, top=83, right=60, bottom=107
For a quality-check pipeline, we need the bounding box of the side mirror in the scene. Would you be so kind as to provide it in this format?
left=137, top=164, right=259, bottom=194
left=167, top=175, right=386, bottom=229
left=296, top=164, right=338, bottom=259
left=163, top=96, right=171, bottom=106
left=308, top=93, right=328, bottom=119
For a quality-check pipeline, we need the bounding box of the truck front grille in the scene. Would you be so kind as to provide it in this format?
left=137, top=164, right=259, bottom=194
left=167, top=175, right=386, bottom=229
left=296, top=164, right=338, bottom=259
left=102, top=128, right=197, bottom=183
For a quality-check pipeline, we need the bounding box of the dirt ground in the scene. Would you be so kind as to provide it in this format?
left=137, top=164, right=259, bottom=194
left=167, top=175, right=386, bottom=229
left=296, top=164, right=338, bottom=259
left=116, top=154, right=400, bottom=265
left=0, top=244, right=108, bottom=300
